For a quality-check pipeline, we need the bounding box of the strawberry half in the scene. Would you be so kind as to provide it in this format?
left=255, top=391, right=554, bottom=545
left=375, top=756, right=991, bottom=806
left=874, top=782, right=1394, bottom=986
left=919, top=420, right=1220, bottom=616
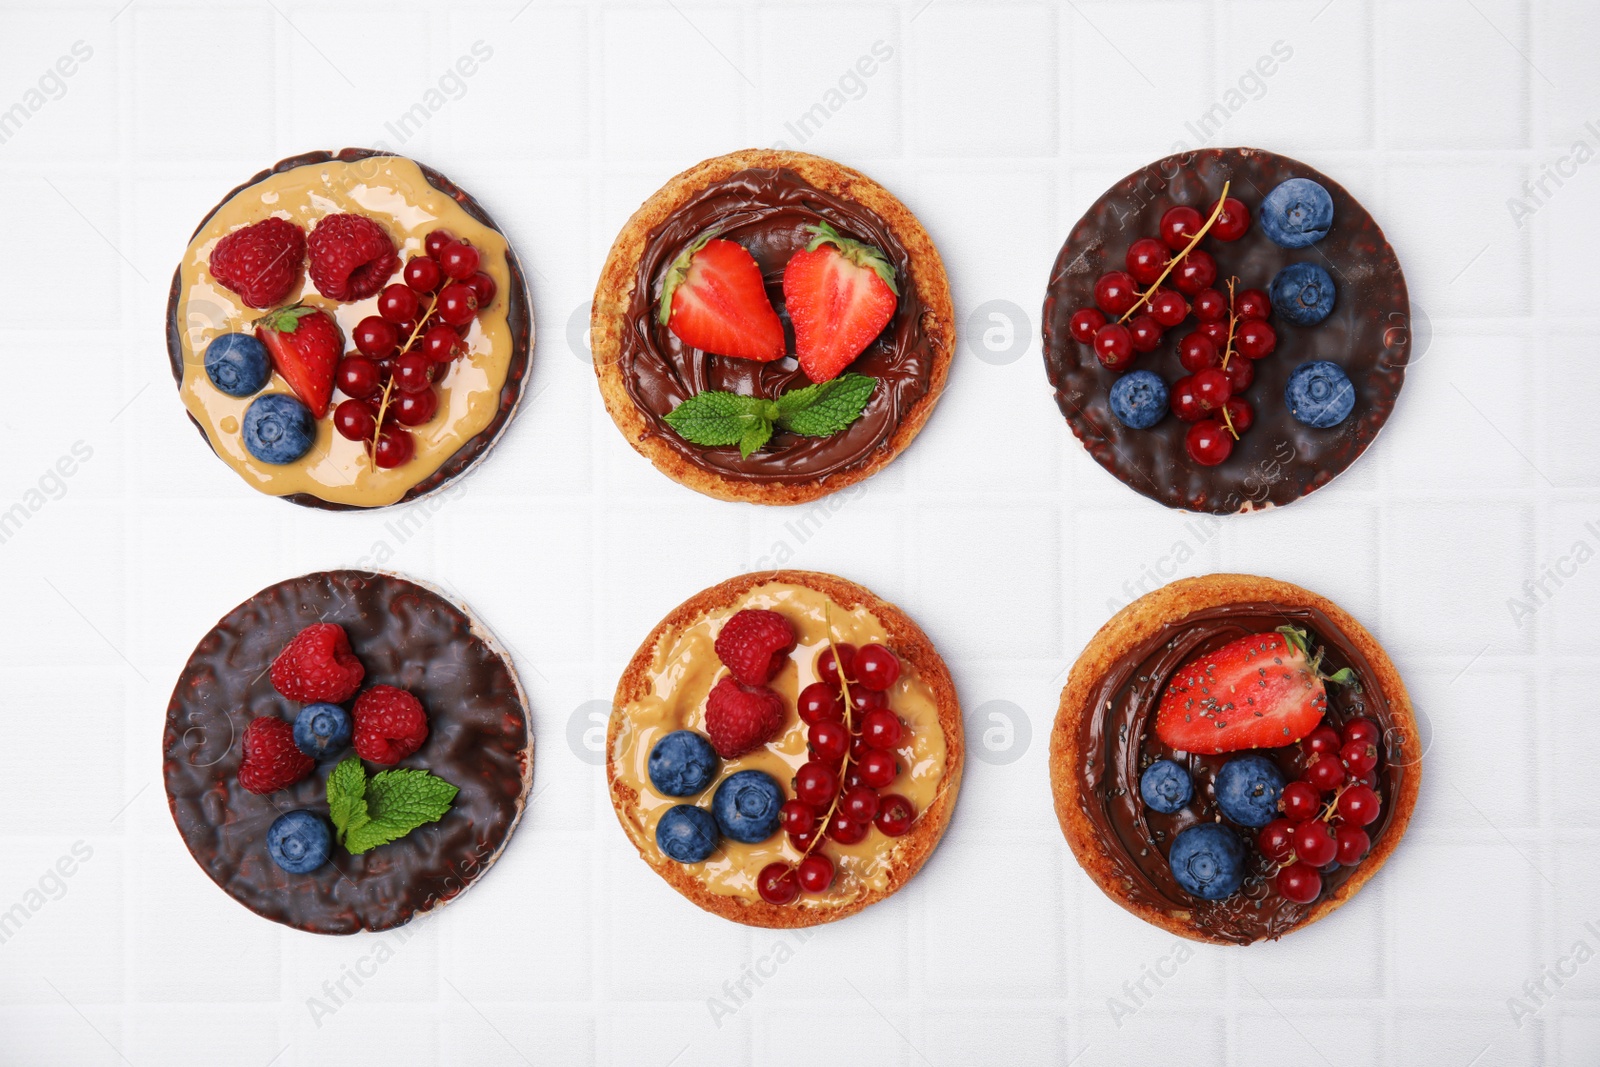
left=659, top=234, right=785, bottom=362
left=1153, top=626, right=1358, bottom=755
left=254, top=305, right=341, bottom=418
left=782, top=222, right=898, bottom=383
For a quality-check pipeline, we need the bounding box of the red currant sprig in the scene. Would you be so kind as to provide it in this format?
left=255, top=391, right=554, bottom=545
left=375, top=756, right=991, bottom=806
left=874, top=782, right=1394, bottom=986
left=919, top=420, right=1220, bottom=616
left=1117, top=182, right=1233, bottom=324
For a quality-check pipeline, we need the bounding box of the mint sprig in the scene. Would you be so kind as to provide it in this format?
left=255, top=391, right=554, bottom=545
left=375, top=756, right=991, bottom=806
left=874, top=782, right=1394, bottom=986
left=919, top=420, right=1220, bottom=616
left=663, top=373, right=877, bottom=458
left=325, top=754, right=459, bottom=855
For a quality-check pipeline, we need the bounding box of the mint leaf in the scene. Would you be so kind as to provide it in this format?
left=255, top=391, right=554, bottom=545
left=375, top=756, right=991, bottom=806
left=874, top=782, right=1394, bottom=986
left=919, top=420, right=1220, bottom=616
left=775, top=373, right=877, bottom=437
left=663, top=390, right=770, bottom=448
left=737, top=420, right=773, bottom=459
left=326, top=755, right=369, bottom=845
left=1324, top=666, right=1362, bottom=691
left=343, top=767, right=459, bottom=855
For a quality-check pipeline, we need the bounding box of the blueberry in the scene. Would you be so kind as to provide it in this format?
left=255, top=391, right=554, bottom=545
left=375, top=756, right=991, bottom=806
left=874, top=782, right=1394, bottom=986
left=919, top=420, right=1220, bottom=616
left=1258, top=177, right=1334, bottom=248
left=1213, top=754, right=1286, bottom=828
left=1270, top=262, right=1337, bottom=326
left=242, top=393, right=315, bottom=464
left=711, top=769, right=784, bottom=844
left=1285, top=360, right=1356, bottom=428
left=1140, top=759, right=1193, bottom=814
left=1167, top=823, right=1246, bottom=900
left=266, top=810, right=331, bottom=874
left=293, top=702, right=352, bottom=760
left=203, top=333, right=272, bottom=397
left=648, top=730, right=719, bottom=797
left=655, top=804, right=719, bottom=864
left=1108, top=370, right=1169, bottom=430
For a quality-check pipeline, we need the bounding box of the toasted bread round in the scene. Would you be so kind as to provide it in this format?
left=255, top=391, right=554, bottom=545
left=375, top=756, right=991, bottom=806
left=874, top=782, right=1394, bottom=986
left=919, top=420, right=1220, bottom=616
left=592, top=149, right=954, bottom=505
left=608, top=570, right=963, bottom=927
left=1049, top=573, right=1420, bottom=945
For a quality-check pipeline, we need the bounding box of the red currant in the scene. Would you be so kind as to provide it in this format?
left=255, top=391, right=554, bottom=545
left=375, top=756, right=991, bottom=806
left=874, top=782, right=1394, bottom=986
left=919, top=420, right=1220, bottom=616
left=875, top=794, right=915, bottom=836
left=1128, top=314, right=1164, bottom=353
left=817, top=645, right=856, bottom=687
left=1340, top=739, right=1379, bottom=775
left=467, top=270, right=497, bottom=307
left=1342, top=719, right=1380, bottom=748
left=859, top=748, right=898, bottom=789
left=439, top=241, right=480, bottom=281
left=798, top=683, right=844, bottom=726
left=1280, top=780, right=1321, bottom=822
left=1275, top=861, right=1322, bottom=904
left=1160, top=206, right=1203, bottom=251
left=1185, top=419, right=1233, bottom=466
left=1334, top=824, right=1371, bottom=865
left=377, top=283, right=421, bottom=325
left=403, top=255, right=443, bottom=294
left=393, top=387, right=438, bottom=427
left=1148, top=288, right=1188, bottom=328
left=1235, top=288, right=1271, bottom=321
left=333, top=398, right=376, bottom=442
left=1304, top=726, right=1342, bottom=757
left=841, top=786, right=880, bottom=824
left=1191, top=367, right=1232, bottom=409
left=794, top=761, right=838, bottom=807
left=1093, top=323, right=1135, bottom=371
left=1169, top=375, right=1206, bottom=422
left=809, top=719, right=850, bottom=763
left=797, top=853, right=834, bottom=893
left=1292, top=819, right=1338, bottom=867
left=423, top=229, right=455, bottom=259
left=860, top=709, right=903, bottom=750
left=828, top=812, right=869, bottom=845
left=1222, top=397, right=1254, bottom=435
left=757, top=862, right=799, bottom=904
left=848, top=734, right=870, bottom=764
left=1304, top=752, right=1346, bottom=793
left=438, top=283, right=479, bottom=327
left=1197, top=319, right=1230, bottom=347
left=373, top=426, right=414, bottom=468
left=1236, top=319, right=1277, bottom=360
left=848, top=686, right=886, bottom=717
left=1258, top=818, right=1296, bottom=863
left=1172, top=249, right=1218, bottom=296
left=1192, top=288, right=1228, bottom=322
left=353, top=315, right=399, bottom=359
left=421, top=323, right=465, bottom=364
left=854, top=645, right=900, bottom=691
left=788, top=826, right=819, bottom=852
left=336, top=356, right=382, bottom=399
left=781, top=800, right=818, bottom=837
left=1210, top=197, right=1251, bottom=241
left=1338, top=784, right=1382, bottom=826
left=1093, top=271, right=1141, bottom=317
left=394, top=352, right=434, bottom=394
left=1124, top=238, right=1170, bottom=286
left=1223, top=354, right=1254, bottom=393
left=1177, top=332, right=1220, bottom=372
left=1069, top=307, right=1107, bottom=344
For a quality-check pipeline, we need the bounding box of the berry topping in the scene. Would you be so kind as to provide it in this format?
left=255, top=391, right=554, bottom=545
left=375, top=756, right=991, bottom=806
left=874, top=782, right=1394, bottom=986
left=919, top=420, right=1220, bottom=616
left=1342, top=718, right=1380, bottom=748
left=714, top=609, right=798, bottom=686
left=353, top=315, right=399, bottom=359
left=1190, top=366, right=1233, bottom=410
left=333, top=400, right=375, bottom=442
left=1270, top=262, right=1337, bottom=326
left=204, top=333, right=272, bottom=397
left=1170, top=375, right=1208, bottom=422
left=1172, top=249, right=1218, bottom=296
left=208, top=217, right=306, bottom=309
left=394, top=352, right=434, bottom=394
left=783, top=223, right=899, bottom=383
left=1167, top=823, right=1246, bottom=900
left=1094, top=271, right=1141, bottom=316
left=861, top=708, right=903, bottom=751
left=352, top=684, right=429, bottom=766
left=1234, top=287, right=1271, bottom=321
left=1139, top=758, right=1193, bottom=814
left=254, top=305, right=341, bottom=418
left=1159, top=206, right=1204, bottom=251
left=1279, top=780, right=1321, bottom=822
left=1303, top=725, right=1342, bottom=757
left=1069, top=307, right=1108, bottom=344
left=238, top=716, right=315, bottom=795
left=1127, top=314, right=1164, bottom=353
left=704, top=676, right=785, bottom=759
left=423, top=228, right=455, bottom=259
left=875, top=794, right=915, bottom=836
left=828, top=811, right=869, bottom=844
left=437, top=282, right=479, bottom=327
left=1259, top=177, right=1334, bottom=248
left=1093, top=323, right=1134, bottom=370
left=1292, top=819, right=1338, bottom=867
left=306, top=213, right=398, bottom=302
left=1209, top=197, right=1251, bottom=241
left=1213, top=754, right=1286, bottom=827
left=841, top=786, right=880, bottom=824
left=659, top=234, right=785, bottom=363
left=854, top=645, right=900, bottom=692
left=648, top=730, right=720, bottom=796
left=797, top=853, right=835, bottom=893
left=242, top=393, right=315, bottom=465
left=1337, top=783, right=1382, bottom=826
left=266, top=810, right=331, bottom=874
left=392, top=388, right=439, bottom=427
left=1148, top=288, right=1188, bottom=327
left=1275, top=861, right=1322, bottom=904
left=1192, top=288, right=1228, bottom=322
left=292, top=702, right=352, bottom=760
left=858, top=748, right=898, bottom=789
left=711, top=769, right=785, bottom=843
left=403, top=255, right=443, bottom=293
left=757, top=862, right=800, bottom=904
left=1334, top=824, right=1371, bottom=865
left=656, top=804, right=719, bottom=863
left=373, top=426, right=414, bottom=468
left=1340, top=737, right=1378, bottom=775
left=421, top=322, right=466, bottom=364
left=816, top=644, right=857, bottom=687
left=808, top=719, right=850, bottom=763
left=438, top=240, right=480, bottom=281
left=1154, top=626, right=1355, bottom=754
left=1235, top=318, right=1277, bottom=360
left=1124, top=239, right=1171, bottom=286
left=1177, top=332, right=1220, bottom=372
left=1221, top=396, right=1254, bottom=435
left=1108, top=369, right=1169, bottom=430
left=797, top=681, right=844, bottom=725
left=336, top=355, right=382, bottom=399
left=1197, top=319, right=1231, bottom=347
left=377, top=283, right=421, bottom=324
left=794, top=760, right=839, bottom=807
left=270, top=623, right=365, bottom=703
left=1184, top=419, right=1232, bottom=466
left=1222, top=353, right=1254, bottom=393
left=466, top=271, right=497, bottom=307
left=781, top=800, right=818, bottom=837
left=1258, top=818, right=1296, bottom=863
left=1285, top=360, right=1355, bottom=428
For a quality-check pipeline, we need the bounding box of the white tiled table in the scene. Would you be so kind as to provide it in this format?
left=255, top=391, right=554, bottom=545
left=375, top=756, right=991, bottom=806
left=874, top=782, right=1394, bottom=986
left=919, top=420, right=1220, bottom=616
left=2, top=1, right=1596, bottom=1063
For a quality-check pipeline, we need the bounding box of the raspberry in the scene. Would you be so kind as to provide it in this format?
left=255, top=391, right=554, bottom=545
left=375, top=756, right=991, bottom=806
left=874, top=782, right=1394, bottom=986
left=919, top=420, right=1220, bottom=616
left=237, top=716, right=314, bottom=795
left=704, top=676, right=784, bottom=759
left=270, top=623, right=365, bottom=704
left=713, top=609, right=796, bottom=686
left=209, top=217, right=305, bottom=309
left=306, top=214, right=398, bottom=302
left=352, top=685, right=429, bottom=765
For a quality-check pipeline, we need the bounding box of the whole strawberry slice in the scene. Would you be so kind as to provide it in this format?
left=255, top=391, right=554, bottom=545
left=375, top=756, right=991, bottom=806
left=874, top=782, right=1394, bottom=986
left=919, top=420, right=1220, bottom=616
left=714, top=609, right=797, bottom=686
left=352, top=685, right=429, bottom=766
left=783, top=222, right=898, bottom=383
left=255, top=305, right=341, bottom=418
left=659, top=234, right=785, bottom=362
left=306, top=213, right=398, bottom=302
left=704, top=676, right=785, bottom=759
left=238, top=716, right=315, bottom=795
left=210, top=216, right=306, bottom=309
left=270, top=622, right=365, bottom=703
left=1153, top=626, right=1358, bottom=755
